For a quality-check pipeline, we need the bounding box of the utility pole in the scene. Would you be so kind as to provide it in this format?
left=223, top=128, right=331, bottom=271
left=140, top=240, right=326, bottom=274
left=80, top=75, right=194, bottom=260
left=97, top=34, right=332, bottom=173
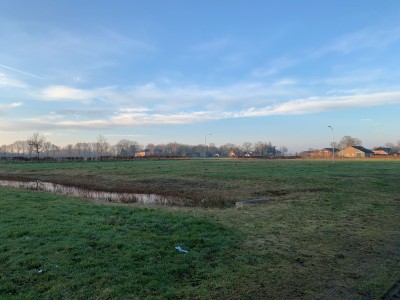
left=328, top=126, right=335, bottom=163
left=204, top=133, right=212, bottom=158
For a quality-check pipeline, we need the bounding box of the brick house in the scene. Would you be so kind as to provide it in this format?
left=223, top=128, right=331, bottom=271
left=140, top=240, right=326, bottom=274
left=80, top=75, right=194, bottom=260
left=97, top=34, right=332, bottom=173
left=337, top=146, right=373, bottom=158
left=373, top=147, right=391, bottom=156
left=310, top=148, right=340, bottom=158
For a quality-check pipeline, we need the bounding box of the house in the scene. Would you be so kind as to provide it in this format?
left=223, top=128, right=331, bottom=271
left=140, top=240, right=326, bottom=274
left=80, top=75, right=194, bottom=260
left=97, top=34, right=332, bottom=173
left=299, top=150, right=313, bottom=158
left=337, top=146, right=373, bottom=158
left=373, top=147, right=391, bottom=156
left=373, top=149, right=390, bottom=156
left=135, top=151, right=147, bottom=157
left=310, top=148, right=340, bottom=158
left=298, top=148, right=338, bottom=158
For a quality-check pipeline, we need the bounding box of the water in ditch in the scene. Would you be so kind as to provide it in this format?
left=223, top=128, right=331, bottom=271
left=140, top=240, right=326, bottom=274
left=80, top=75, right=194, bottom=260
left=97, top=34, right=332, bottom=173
left=0, top=180, right=191, bottom=206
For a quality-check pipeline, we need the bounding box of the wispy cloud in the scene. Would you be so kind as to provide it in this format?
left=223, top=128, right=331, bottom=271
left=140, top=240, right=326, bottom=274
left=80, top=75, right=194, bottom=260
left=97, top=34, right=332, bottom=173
left=118, top=106, right=150, bottom=113
left=37, top=81, right=303, bottom=111
left=52, top=109, right=112, bottom=119
left=311, top=68, right=383, bottom=86
left=41, top=86, right=93, bottom=103
left=40, top=85, right=116, bottom=104
left=0, top=102, right=23, bottom=115
left=251, top=57, right=298, bottom=77
left=185, top=37, right=250, bottom=70
left=0, top=73, right=28, bottom=88
left=11, top=89, right=400, bottom=131
left=315, top=27, right=400, bottom=56
left=0, top=22, right=156, bottom=86
left=242, top=91, right=400, bottom=116
left=104, top=134, right=146, bottom=138
left=0, top=102, right=23, bottom=109
left=45, top=29, right=156, bottom=60
left=123, top=81, right=303, bottom=111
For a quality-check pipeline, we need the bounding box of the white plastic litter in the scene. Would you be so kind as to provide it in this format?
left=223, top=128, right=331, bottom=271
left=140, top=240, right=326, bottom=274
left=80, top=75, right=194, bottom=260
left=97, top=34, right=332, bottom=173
left=175, top=246, right=188, bottom=253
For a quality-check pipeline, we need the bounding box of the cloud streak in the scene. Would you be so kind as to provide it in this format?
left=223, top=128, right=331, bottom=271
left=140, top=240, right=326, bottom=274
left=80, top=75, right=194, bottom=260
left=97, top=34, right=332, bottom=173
left=314, top=27, right=400, bottom=56
left=242, top=91, right=400, bottom=117
left=0, top=102, right=23, bottom=115
left=0, top=102, right=23, bottom=110
left=0, top=73, right=29, bottom=88
left=37, top=81, right=302, bottom=110
left=0, top=63, right=42, bottom=79
left=9, top=90, right=399, bottom=131
left=40, top=85, right=117, bottom=104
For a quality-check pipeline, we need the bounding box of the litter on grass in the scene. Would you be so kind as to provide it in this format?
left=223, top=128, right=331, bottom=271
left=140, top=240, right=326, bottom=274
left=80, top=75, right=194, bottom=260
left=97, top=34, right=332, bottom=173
left=175, top=246, right=188, bottom=253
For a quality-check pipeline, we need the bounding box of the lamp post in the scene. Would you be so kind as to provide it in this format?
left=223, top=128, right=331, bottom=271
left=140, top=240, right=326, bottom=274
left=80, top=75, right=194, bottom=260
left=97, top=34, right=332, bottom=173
left=204, top=133, right=212, bottom=158
left=328, top=125, right=335, bottom=163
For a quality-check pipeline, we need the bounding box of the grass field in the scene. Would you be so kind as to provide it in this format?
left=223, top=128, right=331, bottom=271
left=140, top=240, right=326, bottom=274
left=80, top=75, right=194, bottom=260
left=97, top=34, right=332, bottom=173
left=1, top=159, right=400, bottom=298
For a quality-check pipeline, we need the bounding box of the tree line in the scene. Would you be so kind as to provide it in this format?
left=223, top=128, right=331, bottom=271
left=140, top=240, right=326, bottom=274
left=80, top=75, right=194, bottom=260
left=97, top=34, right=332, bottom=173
left=0, top=133, right=288, bottom=160
left=1, top=133, right=399, bottom=161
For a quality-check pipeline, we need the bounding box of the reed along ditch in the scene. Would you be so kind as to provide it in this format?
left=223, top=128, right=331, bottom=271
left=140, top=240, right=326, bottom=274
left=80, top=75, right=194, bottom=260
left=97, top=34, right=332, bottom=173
left=0, top=180, right=193, bottom=206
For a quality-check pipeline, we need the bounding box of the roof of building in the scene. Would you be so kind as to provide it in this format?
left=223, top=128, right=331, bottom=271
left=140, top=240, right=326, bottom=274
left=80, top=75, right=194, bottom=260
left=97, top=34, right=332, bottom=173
left=373, top=149, right=389, bottom=155
left=321, top=147, right=340, bottom=152
left=350, top=146, right=374, bottom=154
left=375, top=147, right=392, bottom=153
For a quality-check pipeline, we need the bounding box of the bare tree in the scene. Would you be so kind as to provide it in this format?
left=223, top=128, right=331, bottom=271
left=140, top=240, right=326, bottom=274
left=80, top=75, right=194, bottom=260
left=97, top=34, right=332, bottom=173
left=43, top=142, right=52, bottom=157
left=338, top=136, right=362, bottom=149
left=63, top=144, right=74, bottom=158
left=13, top=141, right=25, bottom=157
left=22, top=141, right=29, bottom=156
left=254, top=141, right=276, bottom=156
left=242, top=141, right=253, bottom=155
left=96, top=135, right=109, bottom=159
left=279, top=146, right=288, bottom=156
left=0, top=145, right=7, bottom=158
left=8, top=143, right=14, bottom=157
left=82, top=143, right=92, bottom=158
left=166, top=142, right=178, bottom=155
left=27, top=133, right=46, bottom=160
left=74, top=143, right=84, bottom=158
left=115, top=139, right=141, bottom=157
left=384, top=142, right=395, bottom=149
left=146, top=143, right=155, bottom=155
left=219, top=143, right=238, bottom=157
left=50, top=144, right=60, bottom=159
left=254, top=141, right=267, bottom=156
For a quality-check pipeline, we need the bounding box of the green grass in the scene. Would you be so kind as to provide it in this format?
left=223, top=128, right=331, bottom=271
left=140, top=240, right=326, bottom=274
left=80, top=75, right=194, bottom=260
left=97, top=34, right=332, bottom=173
left=1, top=159, right=400, bottom=298
left=3, top=158, right=398, bottom=206
left=0, top=188, right=243, bottom=299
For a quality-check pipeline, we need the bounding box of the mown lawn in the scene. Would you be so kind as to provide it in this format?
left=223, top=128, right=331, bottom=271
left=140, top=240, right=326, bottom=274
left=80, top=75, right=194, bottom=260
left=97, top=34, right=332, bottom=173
left=1, top=159, right=400, bottom=298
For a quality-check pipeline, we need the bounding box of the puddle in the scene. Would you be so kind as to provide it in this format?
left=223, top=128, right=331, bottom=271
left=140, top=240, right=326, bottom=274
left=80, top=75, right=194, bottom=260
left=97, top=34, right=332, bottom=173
left=0, top=180, right=190, bottom=206
left=235, top=198, right=271, bottom=208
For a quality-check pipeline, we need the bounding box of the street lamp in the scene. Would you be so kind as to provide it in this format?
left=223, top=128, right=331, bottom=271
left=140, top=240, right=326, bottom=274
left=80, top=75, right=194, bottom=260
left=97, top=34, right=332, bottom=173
left=328, top=125, right=335, bottom=163
left=204, top=133, right=212, bottom=158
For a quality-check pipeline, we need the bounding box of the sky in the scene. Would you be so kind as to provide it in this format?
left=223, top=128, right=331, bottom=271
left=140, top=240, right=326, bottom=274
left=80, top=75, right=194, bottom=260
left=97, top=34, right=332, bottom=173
left=1, top=0, right=400, bottom=152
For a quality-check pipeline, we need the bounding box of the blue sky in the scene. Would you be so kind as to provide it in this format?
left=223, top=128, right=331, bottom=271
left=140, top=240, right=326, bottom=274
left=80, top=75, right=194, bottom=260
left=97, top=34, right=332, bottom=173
left=1, top=0, right=400, bottom=152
